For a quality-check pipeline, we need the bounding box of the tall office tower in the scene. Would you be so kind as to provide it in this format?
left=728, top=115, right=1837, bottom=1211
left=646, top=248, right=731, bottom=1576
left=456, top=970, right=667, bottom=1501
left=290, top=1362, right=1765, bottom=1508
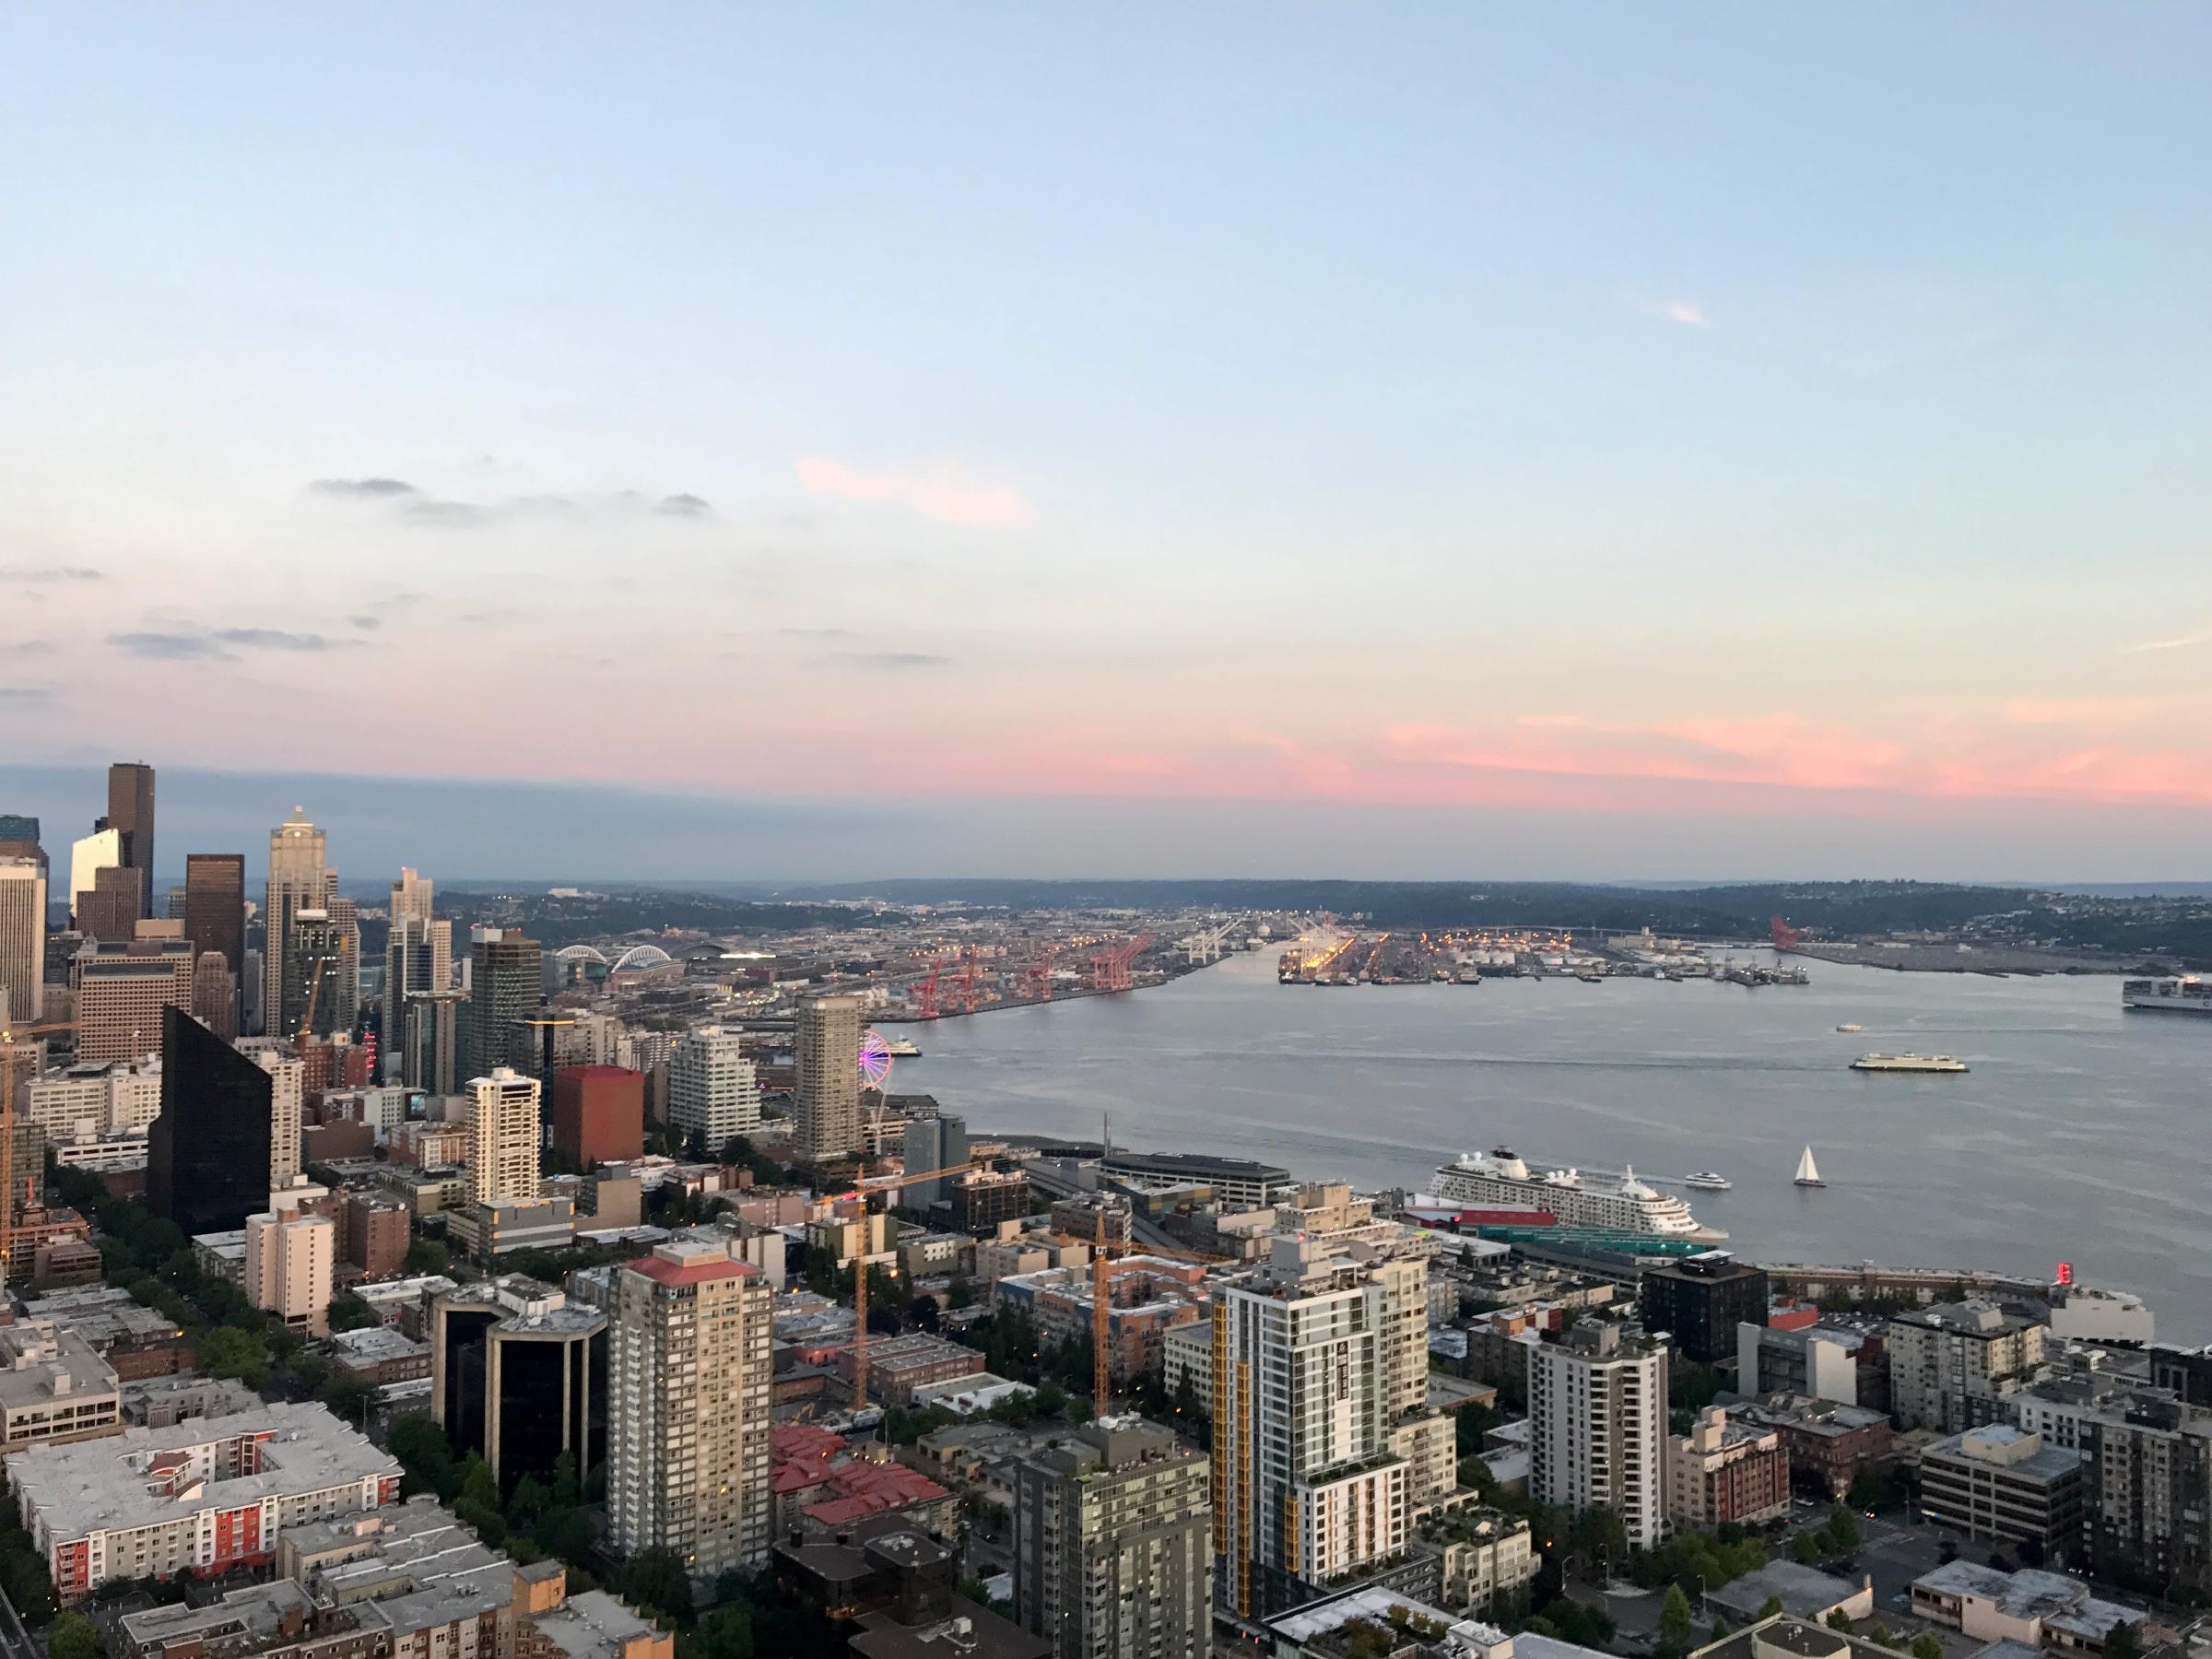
left=466, top=1066, right=542, bottom=1206
left=667, top=1028, right=760, bottom=1150
left=104, top=763, right=155, bottom=919
left=0, top=859, right=45, bottom=1029
left=1526, top=1321, right=1670, bottom=1549
left=1212, top=1233, right=1412, bottom=1618
left=72, top=939, right=196, bottom=1062
left=901, top=1112, right=969, bottom=1210
left=279, top=910, right=350, bottom=1040
left=190, top=951, right=236, bottom=1039
left=325, top=897, right=362, bottom=1030
left=405, top=990, right=466, bottom=1095
left=147, top=1006, right=273, bottom=1234
left=165, top=887, right=187, bottom=919
left=794, top=993, right=865, bottom=1165
left=76, top=865, right=145, bottom=943
left=1014, top=1418, right=1212, bottom=1659
left=465, top=929, right=541, bottom=1085
left=262, top=808, right=327, bottom=1038
left=182, top=854, right=246, bottom=981
left=382, top=916, right=437, bottom=1080
left=243, top=1204, right=335, bottom=1335
left=431, top=1276, right=606, bottom=1493
left=244, top=1045, right=306, bottom=1190
left=607, top=1240, right=773, bottom=1583
left=68, top=826, right=120, bottom=927
left=0, top=818, right=41, bottom=868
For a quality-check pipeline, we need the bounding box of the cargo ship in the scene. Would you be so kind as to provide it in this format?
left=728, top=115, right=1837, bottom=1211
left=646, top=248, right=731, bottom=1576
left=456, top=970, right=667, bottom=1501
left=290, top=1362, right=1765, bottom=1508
left=1432, top=1147, right=1723, bottom=1239
left=2123, top=978, right=2212, bottom=1016
left=1850, top=1053, right=1969, bottom=1074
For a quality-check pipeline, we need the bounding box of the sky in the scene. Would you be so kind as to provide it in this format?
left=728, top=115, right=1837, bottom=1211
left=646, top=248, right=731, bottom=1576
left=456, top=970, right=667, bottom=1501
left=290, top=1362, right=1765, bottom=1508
left=5, top=6, right=2212, bottom=881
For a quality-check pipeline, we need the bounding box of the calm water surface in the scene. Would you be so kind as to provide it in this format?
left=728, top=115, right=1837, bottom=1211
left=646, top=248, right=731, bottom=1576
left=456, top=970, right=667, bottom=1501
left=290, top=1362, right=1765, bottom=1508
left=898, top=949, right=2212, bottom=1339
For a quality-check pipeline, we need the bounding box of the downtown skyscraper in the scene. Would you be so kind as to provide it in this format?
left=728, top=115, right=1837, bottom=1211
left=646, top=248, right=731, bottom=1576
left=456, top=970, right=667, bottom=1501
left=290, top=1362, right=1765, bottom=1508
left=794, top=993, right=865, bottom=1165
left=104, top=762, right=155, bottom=920
left=262, top=809, right=327, bottom=1038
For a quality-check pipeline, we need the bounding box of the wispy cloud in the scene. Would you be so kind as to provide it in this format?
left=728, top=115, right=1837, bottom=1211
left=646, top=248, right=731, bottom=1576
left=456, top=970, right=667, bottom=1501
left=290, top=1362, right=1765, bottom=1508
left=1628, top=292, right=1714, bottom=330
left=347, top=615, right=382, bottom=631
left=656, top=492, right=713, bottom=518
left=794, top=456, right=1036, bottom=529
left=837, top=651, right=953, bottom=669
left=0, top=566, right=102, bottom=583
left=111, top=627, right=363, bottom=662
left=0, top=687, right=53, bottom=706
left=2124, top=625, right=2212, bottom=655
left=310, top=477, right=418, bottom=498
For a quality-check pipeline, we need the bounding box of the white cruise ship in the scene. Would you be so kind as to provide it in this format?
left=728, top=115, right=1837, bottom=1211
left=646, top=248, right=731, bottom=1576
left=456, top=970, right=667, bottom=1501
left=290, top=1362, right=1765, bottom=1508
left=1432, top=1147, right=1723, bottom=1239
left=2123, top=978, right=2212, bottom=1016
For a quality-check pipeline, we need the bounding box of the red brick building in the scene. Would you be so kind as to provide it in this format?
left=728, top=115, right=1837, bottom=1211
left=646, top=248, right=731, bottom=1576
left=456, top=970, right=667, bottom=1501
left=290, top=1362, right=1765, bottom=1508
left=552, top=1066, right=644, bottom=1167
left=340, top=1191, right=410, bottom=1277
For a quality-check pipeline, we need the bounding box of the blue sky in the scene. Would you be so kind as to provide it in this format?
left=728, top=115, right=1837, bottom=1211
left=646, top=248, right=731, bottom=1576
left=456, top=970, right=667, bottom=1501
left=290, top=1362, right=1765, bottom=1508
left=5, top=7, right=2211, bottom=878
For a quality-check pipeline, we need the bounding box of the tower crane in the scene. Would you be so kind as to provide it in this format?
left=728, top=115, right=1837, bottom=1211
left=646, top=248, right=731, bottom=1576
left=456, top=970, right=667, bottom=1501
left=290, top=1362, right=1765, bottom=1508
left=830, top=1157, right=985, bottom=1411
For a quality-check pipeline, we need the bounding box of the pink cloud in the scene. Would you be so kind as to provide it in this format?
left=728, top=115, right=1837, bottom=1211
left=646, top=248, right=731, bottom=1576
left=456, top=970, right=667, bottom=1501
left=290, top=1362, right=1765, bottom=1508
left=794, top=456, right=1035, bottom=529
left=1628, top=292, right=1714, bottom=329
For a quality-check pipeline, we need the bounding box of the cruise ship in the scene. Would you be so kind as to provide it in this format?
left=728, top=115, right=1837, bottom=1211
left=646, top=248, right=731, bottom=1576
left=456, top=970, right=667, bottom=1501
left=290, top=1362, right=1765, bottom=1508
left=2123, top=978, right=2212, bottom=1016
left=1432, top=1148, right=1723, bottom=1239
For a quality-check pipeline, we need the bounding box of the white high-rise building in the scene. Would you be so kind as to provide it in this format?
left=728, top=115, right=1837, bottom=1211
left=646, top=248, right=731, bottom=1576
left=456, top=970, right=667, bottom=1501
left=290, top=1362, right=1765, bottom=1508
left=1212, top=1231, right=1411, bottom=1619
left=1526, top=1322, right=1670, bottom=1548
left=234, top=1041, right=305, bottom=1191
left=20, top=1055, right=163, bottom=1145
left=668, top=1028, right=760, bottom=1149
left=0, top=858, right=45, bottom=1029
left=466, top=1066, right=541, bottom=1206
left=607, top=1240, right=773, bottom=1585
left=244, top=1205, right=335, bottom=1336
left=262, top=810, right=327, bottom=1038
left=66, top=829, right=120, bottom=930
left=794, top=994, right=864, bottom=1164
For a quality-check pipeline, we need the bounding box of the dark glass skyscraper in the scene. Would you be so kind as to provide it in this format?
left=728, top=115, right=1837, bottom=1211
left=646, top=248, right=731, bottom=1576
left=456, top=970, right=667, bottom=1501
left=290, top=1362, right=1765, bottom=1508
left=465, top=927, right=541, bottom=1083
left=105, top=762, right=156, bottom=920
left=183, top=853, right=246, bottom=979
left=147, top=1006, right=273, bottom=1234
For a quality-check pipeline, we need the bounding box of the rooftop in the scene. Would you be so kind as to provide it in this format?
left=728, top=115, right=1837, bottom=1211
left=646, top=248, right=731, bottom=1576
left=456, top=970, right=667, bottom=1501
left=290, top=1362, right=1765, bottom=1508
left=0, top=1320, right=118, bottom=1412
left=6, top=1403, right=400, bottom=1542
left=1913, top=1561, right=2100, bottom=1622
left=1709, top=1562, right=1868, bottom=1621
left=527, top=1591, right=665, bottom=1659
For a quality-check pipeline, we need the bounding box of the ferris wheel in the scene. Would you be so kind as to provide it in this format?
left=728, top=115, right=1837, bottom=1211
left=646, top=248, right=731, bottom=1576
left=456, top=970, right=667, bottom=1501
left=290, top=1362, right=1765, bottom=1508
left=859, top=1028, right=895, bottom=1093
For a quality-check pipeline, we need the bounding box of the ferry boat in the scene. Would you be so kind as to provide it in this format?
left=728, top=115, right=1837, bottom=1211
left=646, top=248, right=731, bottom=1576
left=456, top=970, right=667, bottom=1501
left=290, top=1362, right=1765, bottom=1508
left=884, top=1037, right=923, bottom=1058
left=1683, top=1171, right=1732, bottom=1192
left=1433, top=1147, right=1724, bottom=1239
left=1835, top=1023, right=1863, bottom=1033
left=2123, top=978, right=2212, bottom=1016
left=1850, top=1053, right=1968, bottom=1074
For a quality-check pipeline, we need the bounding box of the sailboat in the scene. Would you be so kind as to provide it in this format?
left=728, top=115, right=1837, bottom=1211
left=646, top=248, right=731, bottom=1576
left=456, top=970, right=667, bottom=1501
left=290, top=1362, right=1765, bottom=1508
left=1794, top=1146, right=1826, bottom=1188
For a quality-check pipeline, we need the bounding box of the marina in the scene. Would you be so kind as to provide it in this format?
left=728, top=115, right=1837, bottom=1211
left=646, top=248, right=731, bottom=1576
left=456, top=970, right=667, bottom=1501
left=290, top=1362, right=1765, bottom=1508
left=910, top=944, right=2212, bottom=1338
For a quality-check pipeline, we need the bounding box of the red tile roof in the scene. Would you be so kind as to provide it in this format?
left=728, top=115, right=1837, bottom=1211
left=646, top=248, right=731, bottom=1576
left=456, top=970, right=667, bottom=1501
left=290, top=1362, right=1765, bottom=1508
left=626, top=1253, right=757, bottom=1287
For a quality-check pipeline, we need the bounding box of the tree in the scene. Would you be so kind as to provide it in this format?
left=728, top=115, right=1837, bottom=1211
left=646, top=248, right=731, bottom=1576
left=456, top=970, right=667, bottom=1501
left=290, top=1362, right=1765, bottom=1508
left=48, top=1612, right=99, bottom=1659
left=455, top=1456, right=504, bottom=1543
left=2104, top=1624, right=2142, bottom=1659
left=1712, top=1620, right=1730, bottom=1646
left=509, top=1474, right=552, bottom=1531
left=325, top=1291, right=380, bottom=1333
left=1911, top=1636, right=1944, bottom=1659
left=620, top=1547, right=695, bottom=1627
left=388, top=1415, right=458, bottom=1500
left=1657, top=1584, right=1694, bottom=1659
left=198, top=1324, right=269, bottom=1388
left=1824, top=1507, right=1861, bottom=1552
left=1759, top=1596, right=1785, bottom=1619
left=1827, top=1611, right=1855, bottom=1633
left=1793, top=1531, right=1823, bottom=1566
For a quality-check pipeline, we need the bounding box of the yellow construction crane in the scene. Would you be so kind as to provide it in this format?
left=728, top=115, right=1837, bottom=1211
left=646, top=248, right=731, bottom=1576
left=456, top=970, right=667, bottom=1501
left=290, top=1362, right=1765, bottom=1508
left=832, top=1157, right=985, bottom=1412
left=1068, top=1216, right=1229, bottom=1419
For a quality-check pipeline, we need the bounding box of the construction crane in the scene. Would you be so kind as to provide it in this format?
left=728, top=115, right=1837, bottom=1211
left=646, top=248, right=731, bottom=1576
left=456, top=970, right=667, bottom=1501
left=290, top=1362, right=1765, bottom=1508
left=1063, top=1213, right=1228, bottom=1420
left=831, top=1157, right=985, bottom=1411
left=0, top=1017, right=72, bottom=1288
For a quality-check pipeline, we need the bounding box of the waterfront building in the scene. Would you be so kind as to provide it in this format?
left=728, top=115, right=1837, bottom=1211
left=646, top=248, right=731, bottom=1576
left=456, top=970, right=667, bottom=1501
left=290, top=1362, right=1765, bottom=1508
left=466, top=1066, right=542, bottom=1206
left=666, top=1027, right=759, bottom=1148
left=1888, top=1300, right=2049, bottom=1433
left=1099, top=1149, right=1291, bottom=1209
left=147, top=1009, right=274, bottom=1235
left=1526, top=1321, right=1669, bottom=1548
left=606, top=1241, right=773, bottom=1585
left=902, top=1112, right=968, bottom=1209
left=1013, top=1416, right=1211, bottom=1659
left=794, top=994, right=865, bottom=1164
left=0, top=857, right=44, bottom=1027
left=262, top=809, right=327, bottom=1040
left=1640, top=1253, right=1767, bottom=1365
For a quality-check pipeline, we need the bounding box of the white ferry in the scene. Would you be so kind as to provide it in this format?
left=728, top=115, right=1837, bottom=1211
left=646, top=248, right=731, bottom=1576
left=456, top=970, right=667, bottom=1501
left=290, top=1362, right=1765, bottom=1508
left=1849, top=1053, right=1969, bottom=1074
left=2123, top=978, right=2212, bottom=1016
left=1433, top=1147, right=1724, bottom=1239
left=1683, top=1171, right=1732, bottom=1192
left=884, top=1037, right=924, bottom=1058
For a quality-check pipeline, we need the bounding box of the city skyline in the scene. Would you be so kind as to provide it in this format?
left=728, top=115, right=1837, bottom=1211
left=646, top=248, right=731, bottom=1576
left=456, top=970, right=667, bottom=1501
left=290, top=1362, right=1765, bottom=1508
left=7, top=8, right=2212, bottom=879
